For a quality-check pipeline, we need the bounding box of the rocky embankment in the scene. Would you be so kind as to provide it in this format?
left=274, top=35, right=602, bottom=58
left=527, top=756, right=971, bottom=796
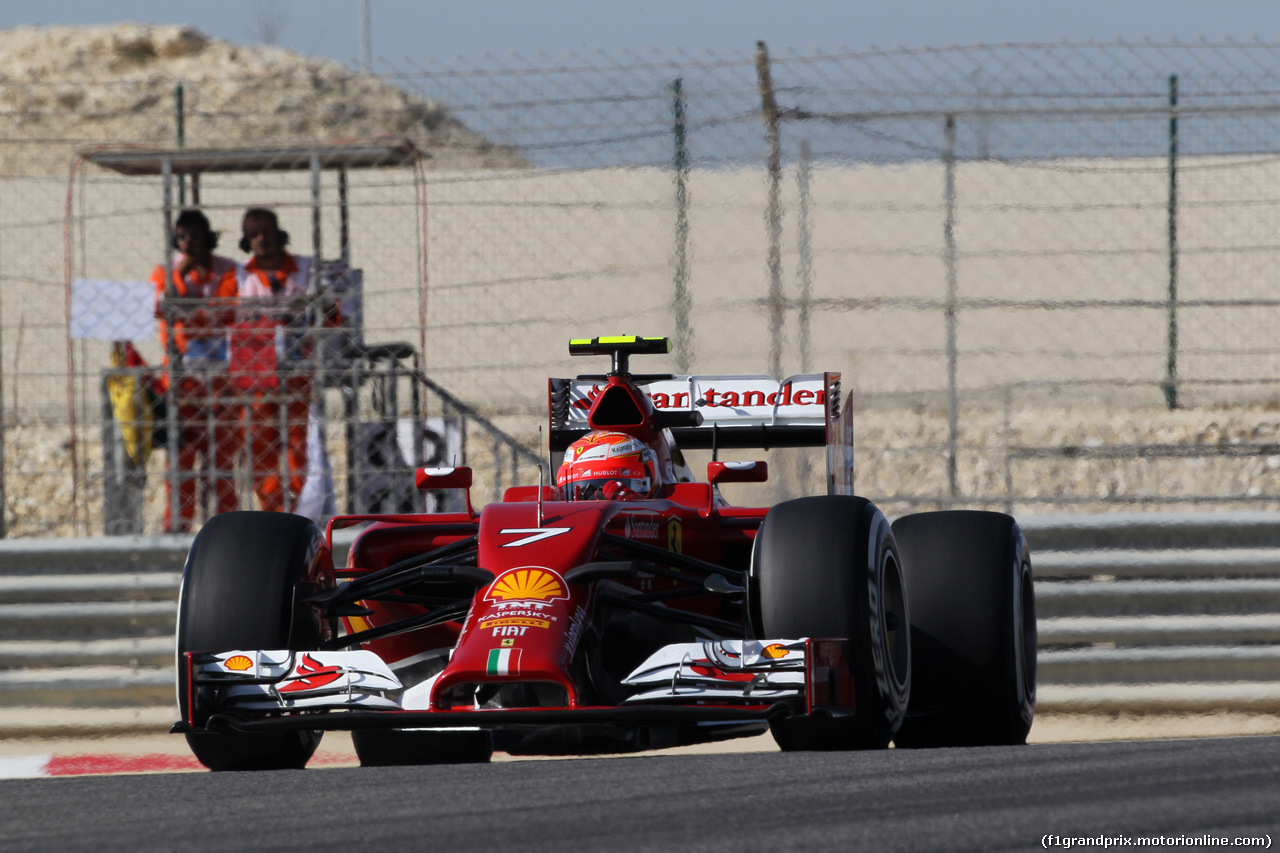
left=0, top=23, right=523, bottom=175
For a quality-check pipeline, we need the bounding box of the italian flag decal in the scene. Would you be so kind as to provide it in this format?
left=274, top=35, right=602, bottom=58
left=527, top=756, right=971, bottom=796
left=487, top=648, right=521, bottom=676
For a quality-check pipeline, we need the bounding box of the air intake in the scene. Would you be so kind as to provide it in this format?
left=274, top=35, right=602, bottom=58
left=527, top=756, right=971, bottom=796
left=589, top=384, right=645, bottom=427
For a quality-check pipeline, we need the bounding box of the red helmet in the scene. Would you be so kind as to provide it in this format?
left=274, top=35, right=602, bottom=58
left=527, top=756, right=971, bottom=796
left=557, top=431, right=659, bottom=501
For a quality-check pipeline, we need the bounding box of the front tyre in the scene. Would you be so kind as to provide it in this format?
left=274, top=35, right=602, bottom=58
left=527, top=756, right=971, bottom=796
left=753, top=496, right=910, bottom=750
left=176, top=511, right=336, bottom=770
left=892, top=511, right=1036, bottom=747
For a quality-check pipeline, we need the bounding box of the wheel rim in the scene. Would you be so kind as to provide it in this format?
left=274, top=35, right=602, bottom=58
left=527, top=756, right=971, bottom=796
left=1018, top=561, right=1037, bottom=698
left=881, top=554, right=910, bottom=693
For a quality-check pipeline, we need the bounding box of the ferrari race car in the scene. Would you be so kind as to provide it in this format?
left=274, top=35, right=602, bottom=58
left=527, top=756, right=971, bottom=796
left=173, top=336, right=1036, bottom=770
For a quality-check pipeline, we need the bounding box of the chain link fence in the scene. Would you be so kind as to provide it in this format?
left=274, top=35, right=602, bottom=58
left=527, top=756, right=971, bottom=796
left=6, top=38, right=1280, bottom=536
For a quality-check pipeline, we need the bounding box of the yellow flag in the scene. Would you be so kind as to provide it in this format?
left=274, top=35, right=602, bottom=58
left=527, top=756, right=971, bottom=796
left=106, top=342, right=152, bottom=466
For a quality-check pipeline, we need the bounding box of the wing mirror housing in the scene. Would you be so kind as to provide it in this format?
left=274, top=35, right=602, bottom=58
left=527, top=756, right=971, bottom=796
left=708, top=460, right=768, bottom=485
left=416, top=466, right=474, bottom=515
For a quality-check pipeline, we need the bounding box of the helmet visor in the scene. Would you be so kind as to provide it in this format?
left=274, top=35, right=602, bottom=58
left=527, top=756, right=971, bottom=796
left=562, top=476, right=652, bottom=501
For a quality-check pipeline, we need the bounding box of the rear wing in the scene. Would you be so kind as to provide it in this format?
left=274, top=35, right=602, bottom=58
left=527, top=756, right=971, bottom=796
left=549, top=373, right=854, bottom=496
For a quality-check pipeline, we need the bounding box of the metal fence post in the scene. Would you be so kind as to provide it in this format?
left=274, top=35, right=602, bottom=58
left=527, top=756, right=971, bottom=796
left=175, top=82, right=185, bottom=207
left=162, top=156, right=181, bottom=531
left=0, top=207, right=5, bottom=538
left=1165, top=73, right=1180, bottom=411
left=795, top=139, right=815, bottom=492
left=671, top=77, right=694, bottom=373
left=796, top=140, right=813, bottom=374
left=756, top=41, right=785, bottom=382
left=943, top=114, right=960, bottom=500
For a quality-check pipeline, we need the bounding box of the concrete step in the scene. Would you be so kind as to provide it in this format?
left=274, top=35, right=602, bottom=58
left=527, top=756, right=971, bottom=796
left=0, top=573, right=180, bottom=605
left=0, top=704, right=179, bottom=738
left=1031, top=548, right=1280, bottom=580
left=1022, top=511, right=1280, bottom=553
left=0, top=529, right=356, bottom=577
left=0, top=602, right=176, bottom=641
left=1036, top=681, right=1280, bottom=713
left=1035, top=578, right=1280, bottom=618
left=0, top=666, right=172, bottom=708
left=0, top=638, right=173, bottom=670
left=0, top=537, right=192, bottom=576
left=1039, top=645, right=1280, bottom=684
left=1039, top=613, right=1280, bottom=646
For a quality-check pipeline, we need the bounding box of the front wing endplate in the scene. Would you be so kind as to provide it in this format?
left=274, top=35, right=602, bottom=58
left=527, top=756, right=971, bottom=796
left=187, top=649, right=403, bottom=714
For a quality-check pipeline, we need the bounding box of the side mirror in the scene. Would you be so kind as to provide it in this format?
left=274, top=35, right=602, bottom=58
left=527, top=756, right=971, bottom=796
left=415, top=466, right=473, bottom=490
left=708, top=460, right=768, bottom=485
left=415, top=466, right=474, bottom=515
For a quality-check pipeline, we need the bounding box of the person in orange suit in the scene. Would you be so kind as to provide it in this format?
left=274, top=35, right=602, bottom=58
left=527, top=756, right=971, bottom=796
left=234, top=207, right=314, bottom=513
left=151, top=208, right=239, bottom=533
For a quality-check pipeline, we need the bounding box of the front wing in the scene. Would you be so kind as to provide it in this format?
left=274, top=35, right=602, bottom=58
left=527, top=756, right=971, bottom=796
left=176, top=639, right=856, bottom=734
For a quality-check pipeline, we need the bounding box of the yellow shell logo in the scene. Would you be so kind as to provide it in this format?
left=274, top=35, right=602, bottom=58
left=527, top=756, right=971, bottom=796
left=224, top=655, right=254, bottom=671
left=762, top=643, right=789, bottom=660
left=486, top=568, right=567, bottom=602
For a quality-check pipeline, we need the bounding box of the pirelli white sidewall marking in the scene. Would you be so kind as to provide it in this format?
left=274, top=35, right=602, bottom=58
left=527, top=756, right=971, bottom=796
left=499, top=528, right=572, bottom=547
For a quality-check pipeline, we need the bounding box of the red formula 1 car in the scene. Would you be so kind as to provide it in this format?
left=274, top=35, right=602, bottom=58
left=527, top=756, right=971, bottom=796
left=173, top=336, right=1036, bottom=770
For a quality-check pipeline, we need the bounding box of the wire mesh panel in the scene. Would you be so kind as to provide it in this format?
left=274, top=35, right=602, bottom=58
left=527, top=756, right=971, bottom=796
left=8, top=38, right=1280, bottom=534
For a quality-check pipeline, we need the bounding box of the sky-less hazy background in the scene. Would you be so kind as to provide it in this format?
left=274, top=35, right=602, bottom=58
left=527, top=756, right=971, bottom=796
left=2, top=1, right=1278, bottom=65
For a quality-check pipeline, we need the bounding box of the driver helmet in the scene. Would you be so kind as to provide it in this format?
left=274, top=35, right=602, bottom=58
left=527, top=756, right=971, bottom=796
left=557, top=431, right=659, bottom=501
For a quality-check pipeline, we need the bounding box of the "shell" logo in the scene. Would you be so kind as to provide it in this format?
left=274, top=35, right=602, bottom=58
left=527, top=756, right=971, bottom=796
left=485, top=568, right=567, bottom=603
left=224, top=655, right=254, bottom=671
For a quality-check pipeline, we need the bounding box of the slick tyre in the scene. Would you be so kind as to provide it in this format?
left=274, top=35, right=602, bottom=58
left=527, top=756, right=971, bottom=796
left=176, top=511, right=336, bottom=771
left=753, top=496, right=910, bottom=750
left=891, top=511, right=1036, bottom=748
left=352, top=728, right=493, bottom=767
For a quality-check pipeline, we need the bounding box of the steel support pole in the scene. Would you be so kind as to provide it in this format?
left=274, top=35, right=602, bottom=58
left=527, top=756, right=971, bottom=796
left=756, top=41, right=785, bottom=382
left=796, top=140, right=813, bottom=374
left=1165, top=74, right=1180, bottom=411
left=359, top=0, right=372, bottom=74
left=671, top=78, right=693, bottom=373
left=162, top=156, right=181, bottom=529
left=338, top=167, right=350, bottom=264
left=0, top=188, right=5, bottom=537
left=175, top=82, right=185, bottom=207
left=308, top=152, right=325, bottom=515
left=795, top=140, right=815, bottom=492
left=943, top=115, right=960, bottom=500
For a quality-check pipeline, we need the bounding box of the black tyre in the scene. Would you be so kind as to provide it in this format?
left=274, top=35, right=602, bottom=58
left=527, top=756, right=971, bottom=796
left=176, top=511, right=336, bottom=771
left=753, top=496, right=910, bottom=750
left=352, top=728, right=493, bottom=767
left=891, top=510, right=1036, bottom=748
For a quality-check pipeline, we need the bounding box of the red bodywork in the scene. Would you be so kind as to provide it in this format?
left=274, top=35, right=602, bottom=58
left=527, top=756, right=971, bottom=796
left=182, top=344, right=854, bottom=752
left=338, top=486, right=767, bottom=713
left=328, top=370, right=778, bottom=727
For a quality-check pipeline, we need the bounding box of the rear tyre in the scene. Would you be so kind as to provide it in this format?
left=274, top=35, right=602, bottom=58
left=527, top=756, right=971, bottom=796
left=352, top=728, right=493, bottom=767
left=891, top=511, right=1036, bottom=748
left=753, top=496, right=910, bottom=750
left=176, top=511, right=335, bottom=771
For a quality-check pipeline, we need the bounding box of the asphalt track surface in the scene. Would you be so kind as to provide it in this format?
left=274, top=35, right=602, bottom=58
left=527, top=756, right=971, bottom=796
left=1, top=736, right=1277, bottom=852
